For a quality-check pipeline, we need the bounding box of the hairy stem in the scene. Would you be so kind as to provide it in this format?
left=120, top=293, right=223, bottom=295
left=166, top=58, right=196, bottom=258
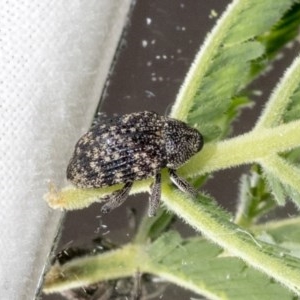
left=260, top=154, right=300, bottom=195
left=46, top=119, right=300, bottom=210
left=255, top=54, right=300, bottom=129
left=180, top=119, right=300, bottom=177
left=161, top=187, right=300, bottom=295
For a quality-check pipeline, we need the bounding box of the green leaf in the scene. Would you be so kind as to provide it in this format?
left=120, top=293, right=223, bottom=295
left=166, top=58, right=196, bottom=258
left=262, top=218, right=300, bottom=244
left=284, top=147, right=300, bottom=165
left=187, top=41, right=264, bottom=136
left=284, top=88, right=300, bottom=122
left=224, top=1, right=295, bottom=45
left=261, top=155, right=300, bottom=209
left=264, top=170, right=286, bottom=205
left=235, top=167, right=278, bottom=227
left=255, top=218, right=300, bottom=259
left=161, top=186, right=300, bottom=295
left=134, top=208, right=174, bottom=244
left=259, top=2, right=300, bottom=59
left=171, top=0, right=297, bottom=142
left=148, top=233, right=297, bottom=300
left=45, top=232, right=299, bottom=299
left=284, top=184, right=300, bottom=207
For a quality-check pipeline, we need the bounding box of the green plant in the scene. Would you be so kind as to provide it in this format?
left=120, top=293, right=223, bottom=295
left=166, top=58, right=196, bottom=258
left=44, top=1, right=300, bottom=298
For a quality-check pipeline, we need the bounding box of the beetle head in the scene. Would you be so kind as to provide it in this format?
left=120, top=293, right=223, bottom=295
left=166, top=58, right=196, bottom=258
left=164, top=119, right=203, bottom=169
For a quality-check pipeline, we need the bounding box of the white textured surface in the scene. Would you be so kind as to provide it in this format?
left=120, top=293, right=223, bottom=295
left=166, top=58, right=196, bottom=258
left=0, top=1, right=131, bottom=299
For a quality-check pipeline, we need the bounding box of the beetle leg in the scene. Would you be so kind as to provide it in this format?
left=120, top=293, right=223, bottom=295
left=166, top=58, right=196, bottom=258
left=168, top=169, right=198, bottom=197
left=101, top=182, right=133, bottom=213
left=148, top=173, right=161, bottom=217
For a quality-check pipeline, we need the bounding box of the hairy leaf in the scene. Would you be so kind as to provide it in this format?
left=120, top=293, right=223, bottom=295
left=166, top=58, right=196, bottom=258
left=235, top=167, right=278, bottom=227
left=171, top=0, right=299, bottom=141
left=148, top=232, right=297, bottom=299
left=259, top=2, right=300, bottom=60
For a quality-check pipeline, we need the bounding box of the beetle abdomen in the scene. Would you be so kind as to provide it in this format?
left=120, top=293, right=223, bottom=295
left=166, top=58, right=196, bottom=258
left=67, top=112, right=167, bottom=188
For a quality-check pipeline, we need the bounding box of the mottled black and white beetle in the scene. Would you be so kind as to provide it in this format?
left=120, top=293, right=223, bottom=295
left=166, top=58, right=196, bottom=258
left=67, top=111, right=203, bottom=216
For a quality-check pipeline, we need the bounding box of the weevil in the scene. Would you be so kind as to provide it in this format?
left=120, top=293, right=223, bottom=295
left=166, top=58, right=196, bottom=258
left=67, top=111, right=203, bottom=216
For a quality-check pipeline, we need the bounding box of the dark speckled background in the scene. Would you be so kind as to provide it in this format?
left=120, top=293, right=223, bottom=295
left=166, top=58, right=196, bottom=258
left=42, top=1, right=299, bottom=299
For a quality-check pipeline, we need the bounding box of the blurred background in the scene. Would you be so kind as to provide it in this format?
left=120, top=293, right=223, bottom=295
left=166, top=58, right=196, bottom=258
left=42, top=1, right=299, bottom=299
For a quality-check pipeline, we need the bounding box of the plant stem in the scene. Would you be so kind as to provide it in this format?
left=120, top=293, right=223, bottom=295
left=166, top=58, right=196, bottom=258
left=161, top=186, right=300, bottom=295
left=46, top=119, right=300, bottom=210
left=44, top=244, right=143, bottom=293
left=261, top=154, right=300, bottom=195
left=255, top=54, right=300, bottom=129
left=180, top=119, right=300, bottom=178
